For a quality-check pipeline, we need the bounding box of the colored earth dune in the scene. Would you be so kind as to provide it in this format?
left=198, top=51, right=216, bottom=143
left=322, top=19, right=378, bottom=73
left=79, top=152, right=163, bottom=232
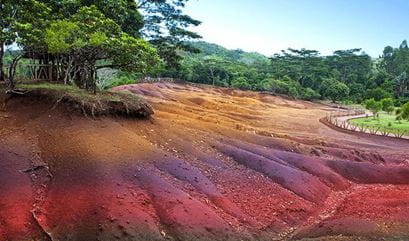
left=1, top=83, right=409, bottom=241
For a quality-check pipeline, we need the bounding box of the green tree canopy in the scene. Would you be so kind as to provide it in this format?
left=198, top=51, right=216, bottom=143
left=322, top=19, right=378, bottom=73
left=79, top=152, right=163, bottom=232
left=44, top=6, right=159, bottom=92
left=138, top=0, right=201, bottom=72
left=401, top=102, right=409, bottom=121
left=365, top=98, right=382, bottom=117
left=320, top=78, right=350, bottom=102
left=381, top=98, right=395, bottom=114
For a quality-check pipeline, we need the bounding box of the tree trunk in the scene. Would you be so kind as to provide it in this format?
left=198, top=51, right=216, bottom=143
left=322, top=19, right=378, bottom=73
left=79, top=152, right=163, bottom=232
left=210, top=68, right=215, bottom=86
left=7, top=54, right=23, bottom=90
left=63, top=56, right=74, bottom=85
left=79, top=60, right=97, bottom=94
left=0, top=43, right=5, bottom=82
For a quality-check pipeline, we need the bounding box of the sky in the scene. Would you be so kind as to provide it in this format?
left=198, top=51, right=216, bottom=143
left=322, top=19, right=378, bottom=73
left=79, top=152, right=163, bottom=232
left=184, top=0, right=409, bottom=57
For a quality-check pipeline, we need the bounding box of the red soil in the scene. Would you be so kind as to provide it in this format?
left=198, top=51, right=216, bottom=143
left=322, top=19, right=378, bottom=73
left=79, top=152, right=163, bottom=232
left=1, top=83, right=409, bottom=240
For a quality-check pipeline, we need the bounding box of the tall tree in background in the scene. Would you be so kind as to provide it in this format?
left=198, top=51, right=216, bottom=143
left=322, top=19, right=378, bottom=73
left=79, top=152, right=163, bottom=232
left=326, top=49, right=372, bottom=85
left=379, top=40, right=409, bottom=98
left=0, top=0, right=50, bottom=88
left=0, top=0, right=17, bottom=81
left=138, top=0, right=201, bottom=74
left=270, top=48, right=329, bottom=89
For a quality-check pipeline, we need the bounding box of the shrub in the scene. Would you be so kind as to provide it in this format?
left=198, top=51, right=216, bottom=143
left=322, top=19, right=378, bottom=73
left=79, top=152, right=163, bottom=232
left=264, top=77, right=303, bottom=98
left=264, top=78, right=290, bottom=94
left=381, top=98, right=395, bottom=114
left=320, top=78, right=350, bottom=102
left=401, top=102, right=409, bottom=121
left=365, top=98, right=382, bottom=117
left=395, top=97, right=409, bottom=107
left=231, top=77, right=251, bottom=90
left=301, top=87, right=321, bottom=100
left=288, top=86, right=299, bottom=98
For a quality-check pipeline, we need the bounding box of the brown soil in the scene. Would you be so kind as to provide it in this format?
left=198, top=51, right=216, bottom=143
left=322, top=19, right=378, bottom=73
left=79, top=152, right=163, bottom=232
left=10, top=85, right=154, bottom=118
left=1, top=83, right=409, bottom=241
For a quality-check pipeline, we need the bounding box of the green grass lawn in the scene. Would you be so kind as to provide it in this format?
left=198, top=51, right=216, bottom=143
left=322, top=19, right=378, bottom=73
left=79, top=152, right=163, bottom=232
left=349, top=113, right=409, bottom=135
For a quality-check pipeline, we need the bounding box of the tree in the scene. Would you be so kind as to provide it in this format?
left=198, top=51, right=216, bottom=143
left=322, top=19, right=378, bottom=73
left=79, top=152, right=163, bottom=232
left=0, top=0, right=49, bottom=88
left=45, top=6, right=159, bottom=92
left=138, top=0, right=201, bottom=73
left=320, top=78, right=350, bottom=102
left=401, top=102, right=409, bottom=121
left=394, top=72, right=409, bottom=97
left=378, top=41, right=409, bottom=98
left=396, top=108, right=403, bottom=123
left=231, top=76, right=251, bottom=90
left=381, top=98, right=395, bottom=114
left=327, top=49, right=372, bottom=85
left=301, top=87, right=321, bottom=100
left=0, top=0, right=17, bottom=81
left=270, top=48, right=328, bottom=89
left=365, top=98, right=382, bottom=118
left=201, top=56, right=231, bottom=86
left=348, top=82, right=365, bottom=103
left=40, top=0, right=144, bottom=38
left=366, top=87, right=393, bottom=101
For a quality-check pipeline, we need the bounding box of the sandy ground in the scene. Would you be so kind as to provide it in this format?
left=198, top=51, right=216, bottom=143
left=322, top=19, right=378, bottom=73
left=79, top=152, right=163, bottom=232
left=1, top=83, right=409, bottom=241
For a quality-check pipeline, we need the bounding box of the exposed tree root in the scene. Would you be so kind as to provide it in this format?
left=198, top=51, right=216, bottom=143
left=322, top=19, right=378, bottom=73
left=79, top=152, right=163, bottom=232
left=81, top=100, right=88, bottom=118
left=5, top=89, right=30, bottom=96
left=12, top=86, right=154, bottom=118
left=19, top=165, right=48, bottom=173
left=52, top=95, right=66, bottom=110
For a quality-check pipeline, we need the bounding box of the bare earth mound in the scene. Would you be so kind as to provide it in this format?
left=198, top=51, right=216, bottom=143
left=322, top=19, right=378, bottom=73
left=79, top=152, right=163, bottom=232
left=1, top=83, right=409, bottom=241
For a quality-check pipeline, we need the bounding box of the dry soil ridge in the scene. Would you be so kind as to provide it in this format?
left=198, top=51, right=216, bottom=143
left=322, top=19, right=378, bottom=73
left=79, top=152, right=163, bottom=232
left=1, top=83, right=409, bottom=241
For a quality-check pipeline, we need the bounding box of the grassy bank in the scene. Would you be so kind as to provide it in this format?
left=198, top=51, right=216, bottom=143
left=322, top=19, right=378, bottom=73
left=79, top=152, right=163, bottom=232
left=15, top=83, right=153, bottom=118
left=349, top=113, right=409, bottom=135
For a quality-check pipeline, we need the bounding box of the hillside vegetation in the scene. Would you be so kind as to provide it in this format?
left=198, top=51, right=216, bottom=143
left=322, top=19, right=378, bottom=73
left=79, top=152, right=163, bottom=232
left=159, top=41, right=409, bottom=108
left=2, top=0, right=408, bottom=109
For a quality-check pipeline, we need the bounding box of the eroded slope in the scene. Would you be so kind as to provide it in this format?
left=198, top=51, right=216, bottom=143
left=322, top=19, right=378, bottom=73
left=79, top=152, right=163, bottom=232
left=1, top=83, right=409, bottom=241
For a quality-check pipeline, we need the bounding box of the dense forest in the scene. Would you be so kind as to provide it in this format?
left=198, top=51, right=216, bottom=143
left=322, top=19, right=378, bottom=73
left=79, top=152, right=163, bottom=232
left=166, top=41, right=409, bottom=106
left=1, top=0, right=409, bottom=107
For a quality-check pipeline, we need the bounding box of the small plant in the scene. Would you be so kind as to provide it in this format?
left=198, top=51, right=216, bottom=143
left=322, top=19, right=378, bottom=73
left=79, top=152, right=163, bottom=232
left=396, top=115, right=403, bottom=124
left=401, top=102, right=409, bottom=121
left=365, top=98, right=382, bottom=119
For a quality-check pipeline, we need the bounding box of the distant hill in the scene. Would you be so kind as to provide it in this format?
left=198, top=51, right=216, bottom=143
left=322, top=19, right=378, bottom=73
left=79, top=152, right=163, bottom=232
left=183, top=41, right=270, bottom=66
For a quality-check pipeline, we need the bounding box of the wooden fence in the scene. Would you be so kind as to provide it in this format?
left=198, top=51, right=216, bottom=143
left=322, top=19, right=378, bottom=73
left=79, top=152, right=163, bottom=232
left=139, top=77, right=185, bottom=84
left=325, top=109, right=408, bottom=139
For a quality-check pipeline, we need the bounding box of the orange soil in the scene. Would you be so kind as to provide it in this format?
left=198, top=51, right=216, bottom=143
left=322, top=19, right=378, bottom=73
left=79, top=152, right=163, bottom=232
left=1, top=83, right=409, bottom=241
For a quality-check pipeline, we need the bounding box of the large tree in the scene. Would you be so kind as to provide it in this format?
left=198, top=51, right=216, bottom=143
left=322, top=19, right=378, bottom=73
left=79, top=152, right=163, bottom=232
left=0, top=0, right=49, bottom=88
left=44, top=6, right=159, bottom=92
left=138, top=0, right=201, bottom=73
left=2, top=1, right=160, bottom=92
left=379, top=41, right=409, bottom=98
left=270, top=48, right=330, bottom=89
left=326, top=49, right=372, bottom=85
left=40, top=0, right=144, bottom=37
left=0, top=0, right=16, bottom=81
left=320, top=78, right=350, bottom=102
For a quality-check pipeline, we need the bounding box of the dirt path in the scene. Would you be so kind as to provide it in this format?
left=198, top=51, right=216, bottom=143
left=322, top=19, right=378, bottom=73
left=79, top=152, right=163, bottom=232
left=1, top=83, right=409, bottom=240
